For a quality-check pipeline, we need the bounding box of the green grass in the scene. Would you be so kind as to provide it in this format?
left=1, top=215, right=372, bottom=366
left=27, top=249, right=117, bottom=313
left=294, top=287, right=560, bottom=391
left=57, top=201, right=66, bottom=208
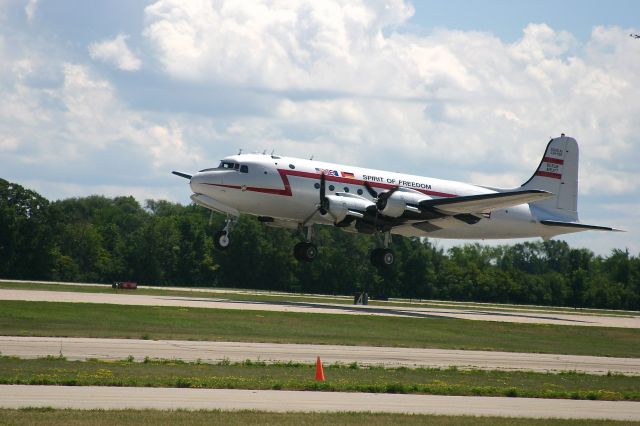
left=1, top=300, right=640, bottom=358
left=1, top=356, right=639, bottom=401
left=1, top=281, right=636, bottom=317
left=0, top=408, right=636, bottom=426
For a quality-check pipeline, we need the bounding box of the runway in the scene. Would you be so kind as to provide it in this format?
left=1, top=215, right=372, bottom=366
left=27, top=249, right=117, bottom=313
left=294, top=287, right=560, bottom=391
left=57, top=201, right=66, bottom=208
left=1, top=385, right=638, bottom=420
left=2, top=288, right=639, bottom=328
left=2, top=336, right=638, bottom=375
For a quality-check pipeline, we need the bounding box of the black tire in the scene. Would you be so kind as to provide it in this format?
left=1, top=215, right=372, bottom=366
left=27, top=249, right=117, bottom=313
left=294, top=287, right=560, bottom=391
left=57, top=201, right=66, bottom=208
left=380, top=249, right=394, bottom=267
left=371, top=248, right=394, bottom=269
left=214, top=230, right=230, bottom=250
left=294, top=242, right=317, bottom=262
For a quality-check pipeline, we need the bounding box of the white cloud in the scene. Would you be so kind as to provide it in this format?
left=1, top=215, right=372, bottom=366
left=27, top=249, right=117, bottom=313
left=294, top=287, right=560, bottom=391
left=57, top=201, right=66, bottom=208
left=88, top=33, right=142, bottom=71
left=141, top=2, right=640, bottom=178
left=25, top=0, right=38, bottom=22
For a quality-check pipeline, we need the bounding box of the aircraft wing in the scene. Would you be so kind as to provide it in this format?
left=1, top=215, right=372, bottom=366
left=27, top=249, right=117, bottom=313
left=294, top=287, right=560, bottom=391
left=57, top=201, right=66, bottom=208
left=419, top=189, right=554, bottom=215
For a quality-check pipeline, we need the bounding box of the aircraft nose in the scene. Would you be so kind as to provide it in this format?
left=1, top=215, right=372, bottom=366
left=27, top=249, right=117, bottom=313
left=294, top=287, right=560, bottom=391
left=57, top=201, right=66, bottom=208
left=190, top=172, right=223, bottom=194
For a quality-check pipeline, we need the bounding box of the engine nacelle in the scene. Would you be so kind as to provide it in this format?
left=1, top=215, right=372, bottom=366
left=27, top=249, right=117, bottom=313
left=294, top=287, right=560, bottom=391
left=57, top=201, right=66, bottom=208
left=379, top=189, right=430, bottom=217
left=324, top=194, right=374, bottom=223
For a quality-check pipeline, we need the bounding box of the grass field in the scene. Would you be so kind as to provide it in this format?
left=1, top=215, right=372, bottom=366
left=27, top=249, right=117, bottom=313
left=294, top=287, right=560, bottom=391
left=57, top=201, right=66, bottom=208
left=1, top=356, right=638, bottom=401
left=1, top=408, right=637, bottom=426
left=1, top=280, right=636, bottom=317
left=1, top=300, right=639, bottom=357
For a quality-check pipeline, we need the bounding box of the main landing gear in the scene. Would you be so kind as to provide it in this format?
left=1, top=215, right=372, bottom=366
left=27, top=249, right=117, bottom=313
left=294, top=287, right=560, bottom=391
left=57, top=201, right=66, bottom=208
left=294, top=225, right=318, bottom=262
left=214, top=216, right=236, bottom=250
left=370, top=231, right=394, bottom=269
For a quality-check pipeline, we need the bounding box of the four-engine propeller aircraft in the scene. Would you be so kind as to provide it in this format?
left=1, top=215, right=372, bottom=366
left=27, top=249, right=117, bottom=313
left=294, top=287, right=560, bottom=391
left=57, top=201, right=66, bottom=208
left=173, top=135, right=620, bottom=268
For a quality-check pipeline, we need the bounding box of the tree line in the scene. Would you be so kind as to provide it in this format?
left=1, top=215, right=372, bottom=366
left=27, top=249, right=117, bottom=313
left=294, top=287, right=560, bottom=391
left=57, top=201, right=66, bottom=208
left=1, top=178, right=638, bottom=310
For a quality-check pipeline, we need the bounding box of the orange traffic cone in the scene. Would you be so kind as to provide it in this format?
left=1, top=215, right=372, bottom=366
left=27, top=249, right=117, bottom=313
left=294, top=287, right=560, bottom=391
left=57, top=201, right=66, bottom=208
left=315, top=356, right=325, bottom=381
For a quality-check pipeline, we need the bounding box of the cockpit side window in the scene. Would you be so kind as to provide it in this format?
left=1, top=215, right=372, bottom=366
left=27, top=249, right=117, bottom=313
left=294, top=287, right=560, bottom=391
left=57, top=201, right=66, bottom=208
left=240, top=165, right=248, bottom=173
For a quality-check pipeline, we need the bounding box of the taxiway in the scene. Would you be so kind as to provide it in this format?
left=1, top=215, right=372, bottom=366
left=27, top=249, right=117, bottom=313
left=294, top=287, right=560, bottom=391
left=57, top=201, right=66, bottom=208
left=2, top=288, right=638, bottom=328
left=2, top=336, right=638, bottom=375
left=1, top=385, right=639, bottom=420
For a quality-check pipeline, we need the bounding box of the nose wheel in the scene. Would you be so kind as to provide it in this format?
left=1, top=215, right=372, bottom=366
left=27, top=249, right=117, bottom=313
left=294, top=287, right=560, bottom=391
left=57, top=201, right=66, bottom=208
left=214, top=230, right=230, bottom=250
left=213, top=216, right=236, bottom=250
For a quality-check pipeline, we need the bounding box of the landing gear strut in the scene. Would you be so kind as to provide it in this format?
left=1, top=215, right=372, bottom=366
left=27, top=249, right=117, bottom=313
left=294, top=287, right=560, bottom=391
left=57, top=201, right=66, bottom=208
left=214, top=216, right=236, bottom=250
left=371, top=231, right=394, bottom=269
left=294, top=225, right=318, bottom=262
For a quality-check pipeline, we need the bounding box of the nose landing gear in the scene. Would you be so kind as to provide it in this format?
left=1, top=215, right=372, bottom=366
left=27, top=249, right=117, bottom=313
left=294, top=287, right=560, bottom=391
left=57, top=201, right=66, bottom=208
left=214, top=216, right=236, bottom=250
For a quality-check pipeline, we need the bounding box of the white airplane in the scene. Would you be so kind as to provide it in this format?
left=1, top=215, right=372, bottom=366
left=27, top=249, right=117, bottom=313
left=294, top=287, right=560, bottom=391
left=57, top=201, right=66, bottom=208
left=173, top=134, right=620, bottom=268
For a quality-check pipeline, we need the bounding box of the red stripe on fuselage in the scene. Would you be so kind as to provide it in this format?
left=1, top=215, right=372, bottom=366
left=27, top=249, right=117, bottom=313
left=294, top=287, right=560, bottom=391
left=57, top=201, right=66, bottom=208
left=202, top=169, right=458, bottom=198
left=535, top=170, right=562, bottom=179
left=543, top=156, right=564, bottom=165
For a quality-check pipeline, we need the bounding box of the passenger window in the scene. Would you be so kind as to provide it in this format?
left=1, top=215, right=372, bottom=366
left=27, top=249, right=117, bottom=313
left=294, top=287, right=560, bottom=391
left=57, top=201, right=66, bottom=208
left=289, top=164, right=296, bottom=169
left=329, top=185, right=335, bottom=191
left=344, top=187, right=349, bottom=193
left=357, top=189, right=363, bottom=195
left=240, top=165, right=248, bottom=173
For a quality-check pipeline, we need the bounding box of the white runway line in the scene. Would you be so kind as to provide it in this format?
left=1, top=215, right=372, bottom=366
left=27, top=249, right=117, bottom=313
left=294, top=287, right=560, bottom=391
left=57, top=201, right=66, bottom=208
left=2, top=288, right=639, bottom=328
left=2, top=336, right=639, bottom=375
left=1, top=385, right=639, bottom=420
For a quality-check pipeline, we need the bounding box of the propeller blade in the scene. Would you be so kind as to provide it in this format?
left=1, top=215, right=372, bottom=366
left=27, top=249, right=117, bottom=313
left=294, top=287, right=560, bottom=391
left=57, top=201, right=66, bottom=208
left=379, top=186, right=399, bottom=200
left=376, top=186, right=399, bottom=210
left=363, top=181, right=378, bottom=198
left=320, top=173, right=326, bottom=201
left=302, top=207, right=321, bottom=226
left=172, top=171, right=192, bottom=179
left=319, top=173, right=329, bottom=215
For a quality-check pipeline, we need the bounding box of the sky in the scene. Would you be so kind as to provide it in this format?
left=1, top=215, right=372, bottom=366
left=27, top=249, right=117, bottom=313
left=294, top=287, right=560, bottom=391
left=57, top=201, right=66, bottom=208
left=0, top=0, right=638, bottom=256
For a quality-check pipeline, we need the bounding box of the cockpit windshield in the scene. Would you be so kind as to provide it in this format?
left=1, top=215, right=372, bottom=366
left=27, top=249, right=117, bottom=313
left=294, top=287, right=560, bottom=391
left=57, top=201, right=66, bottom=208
left=199, top=161, right=249, bottom=173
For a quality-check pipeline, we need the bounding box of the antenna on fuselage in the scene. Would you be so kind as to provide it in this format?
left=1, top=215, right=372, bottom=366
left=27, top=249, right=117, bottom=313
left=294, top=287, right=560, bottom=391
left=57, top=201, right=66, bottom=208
left=270, top=149, right=275, bottom=155
left=262, top=149, right=267, bottom=155
left=309, top=155, right=314, bottom=160
left=238, top=148, right=243, bottom=155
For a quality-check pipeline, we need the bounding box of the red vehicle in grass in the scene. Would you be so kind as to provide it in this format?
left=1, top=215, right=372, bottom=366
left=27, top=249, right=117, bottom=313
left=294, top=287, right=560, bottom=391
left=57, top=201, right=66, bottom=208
left=112, top=281, right=137, bottom=289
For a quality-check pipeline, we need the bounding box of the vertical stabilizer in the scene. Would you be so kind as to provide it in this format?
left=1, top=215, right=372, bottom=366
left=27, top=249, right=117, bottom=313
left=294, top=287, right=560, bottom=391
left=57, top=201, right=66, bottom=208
left=521, top=135, right=579, bottom=221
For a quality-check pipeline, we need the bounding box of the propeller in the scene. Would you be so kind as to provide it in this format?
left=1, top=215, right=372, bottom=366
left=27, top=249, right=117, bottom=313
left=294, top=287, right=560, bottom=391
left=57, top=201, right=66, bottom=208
left=363, top=182, right=399, bottom=212
left=303, top=173, right=335, bottom=225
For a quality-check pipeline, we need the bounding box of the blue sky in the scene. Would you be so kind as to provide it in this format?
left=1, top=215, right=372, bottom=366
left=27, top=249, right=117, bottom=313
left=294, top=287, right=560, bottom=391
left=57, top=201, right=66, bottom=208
left=0, top=0, right=638, bottom=255
left=409, top=0, right=639, bottom=42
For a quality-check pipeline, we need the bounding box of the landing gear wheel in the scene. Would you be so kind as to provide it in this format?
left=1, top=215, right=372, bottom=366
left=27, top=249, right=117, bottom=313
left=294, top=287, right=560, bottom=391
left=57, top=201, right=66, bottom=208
left=214, top=230, right=230, bottom=250
left=294, top=242, right=317, bottom=262
left=371, top=248, right=394, bottom=269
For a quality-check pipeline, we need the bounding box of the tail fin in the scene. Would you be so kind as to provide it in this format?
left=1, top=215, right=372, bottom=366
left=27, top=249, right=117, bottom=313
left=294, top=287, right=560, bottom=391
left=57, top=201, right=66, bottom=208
left=521, top=135, right=578, bottom=221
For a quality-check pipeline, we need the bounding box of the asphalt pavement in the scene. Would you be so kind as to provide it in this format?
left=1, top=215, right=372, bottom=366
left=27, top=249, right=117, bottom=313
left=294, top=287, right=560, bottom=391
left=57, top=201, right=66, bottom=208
left=1, top=385, right=639, bottom=420
left=2, top=288, right=639, bottom=328
left=2, top=336, right=638, bottom=375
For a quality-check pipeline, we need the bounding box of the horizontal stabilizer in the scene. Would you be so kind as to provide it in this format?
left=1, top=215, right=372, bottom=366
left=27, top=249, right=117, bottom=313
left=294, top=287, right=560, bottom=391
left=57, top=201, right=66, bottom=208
left=540, top=220, right=624, bottom=232
left=419, top=190, right=554, bottom=215
left=172, top=171, right=192, bottom=180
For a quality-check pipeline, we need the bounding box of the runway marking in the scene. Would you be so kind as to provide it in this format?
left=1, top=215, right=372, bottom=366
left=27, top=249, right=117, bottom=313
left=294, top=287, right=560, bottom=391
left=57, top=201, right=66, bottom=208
left=1, top=385, right=639, bottom=420
left=2, top=289, right=639, bottom=328
left=2, top=336, right=639, bottom=375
